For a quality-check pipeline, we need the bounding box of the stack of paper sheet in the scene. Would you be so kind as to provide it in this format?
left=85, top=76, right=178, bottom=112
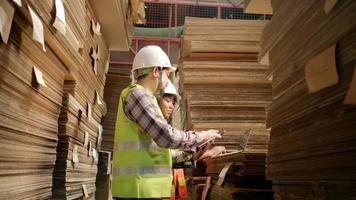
left=260, top=0, right=356, bottom=198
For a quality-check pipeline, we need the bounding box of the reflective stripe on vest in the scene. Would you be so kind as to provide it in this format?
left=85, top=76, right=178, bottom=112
left=113, top=165, right=171, bottom=175
left=114, top=140, right=161, bottom=151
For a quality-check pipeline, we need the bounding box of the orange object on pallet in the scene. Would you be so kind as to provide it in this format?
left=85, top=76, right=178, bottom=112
left=170, top=169, right=188, bottom=200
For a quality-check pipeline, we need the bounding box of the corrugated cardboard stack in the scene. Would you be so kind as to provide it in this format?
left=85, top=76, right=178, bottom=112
left=260, top=0, right=356, bottom=199
left=0, top=0, right=109, bottom=199
left=180, top=61, right=271, bottom=151
left=50, top=1, right=109, bottom=199
left=95, top=151, right=112, bottom=200
left=54, top=92, right=101, bottom=199
left=0, top=0, right=69, bottom=199
left=101, top=62, right=132, bottom=152
left=204, top=151, right=272, bottom=199
left=181, top=17, right=264, bottom=62
left=179, top=17, right=272, bottom=199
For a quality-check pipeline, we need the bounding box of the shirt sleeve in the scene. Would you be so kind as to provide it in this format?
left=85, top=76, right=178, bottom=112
left=171, top=149, right=193, bottom=163
left=123, top=88, right=203, bottom=149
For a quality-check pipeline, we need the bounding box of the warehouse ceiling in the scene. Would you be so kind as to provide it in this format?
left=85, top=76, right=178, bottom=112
left=89, top=0, right=139, bottom=51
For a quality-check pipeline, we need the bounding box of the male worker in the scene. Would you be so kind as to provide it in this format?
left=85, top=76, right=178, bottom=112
left=112, top=45, right=222, bottom=199
left=157, top=80, right=226, bottom=200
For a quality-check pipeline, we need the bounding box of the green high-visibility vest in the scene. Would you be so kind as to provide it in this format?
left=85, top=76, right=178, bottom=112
left=112, top=84, right=172, bottom=198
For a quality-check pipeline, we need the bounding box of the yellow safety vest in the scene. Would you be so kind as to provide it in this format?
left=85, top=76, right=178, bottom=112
left=112, top=84, right=172, bottom=198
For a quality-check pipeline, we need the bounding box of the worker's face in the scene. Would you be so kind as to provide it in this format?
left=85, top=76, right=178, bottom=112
left=159, top=95, right=175, bottom=120
left=153, top=68, right=171, bottom=90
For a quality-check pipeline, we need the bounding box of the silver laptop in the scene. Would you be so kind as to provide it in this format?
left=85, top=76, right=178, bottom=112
left=214, top=128, right=252, bottom=157
left=236, top=128, right=252, bottom=153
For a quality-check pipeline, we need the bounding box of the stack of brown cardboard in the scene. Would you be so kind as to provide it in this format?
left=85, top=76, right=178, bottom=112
left=53, top=92, right=102, bottom=199
left=95, top=151, right=112, bottom=200
left=50, top=1, right=109, bottom=199
left=204, top=150, right=272, bottom=200
left=0, top=1, right=68, bottom=199
left=179, top=17, right=272, bottom=199
left=0, top=0, right=109, bottom=199
left=260, top=0, right=356, bottom=199
left=100, top=62, right=132, bottom=152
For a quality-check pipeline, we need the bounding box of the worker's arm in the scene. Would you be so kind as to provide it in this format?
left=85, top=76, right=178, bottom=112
left=123, top=88, right=220, bottom=149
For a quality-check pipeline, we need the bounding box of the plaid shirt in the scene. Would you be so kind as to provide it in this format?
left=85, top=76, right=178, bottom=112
left=123, top=87, right=201, bottom=162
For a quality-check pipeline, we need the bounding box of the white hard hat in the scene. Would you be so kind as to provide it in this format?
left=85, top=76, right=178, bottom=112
left=163, top=79, right=180, bottom=101
left=164, top=80, right=178, bottom=96
left=132, top=45, right=176, bottom=72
